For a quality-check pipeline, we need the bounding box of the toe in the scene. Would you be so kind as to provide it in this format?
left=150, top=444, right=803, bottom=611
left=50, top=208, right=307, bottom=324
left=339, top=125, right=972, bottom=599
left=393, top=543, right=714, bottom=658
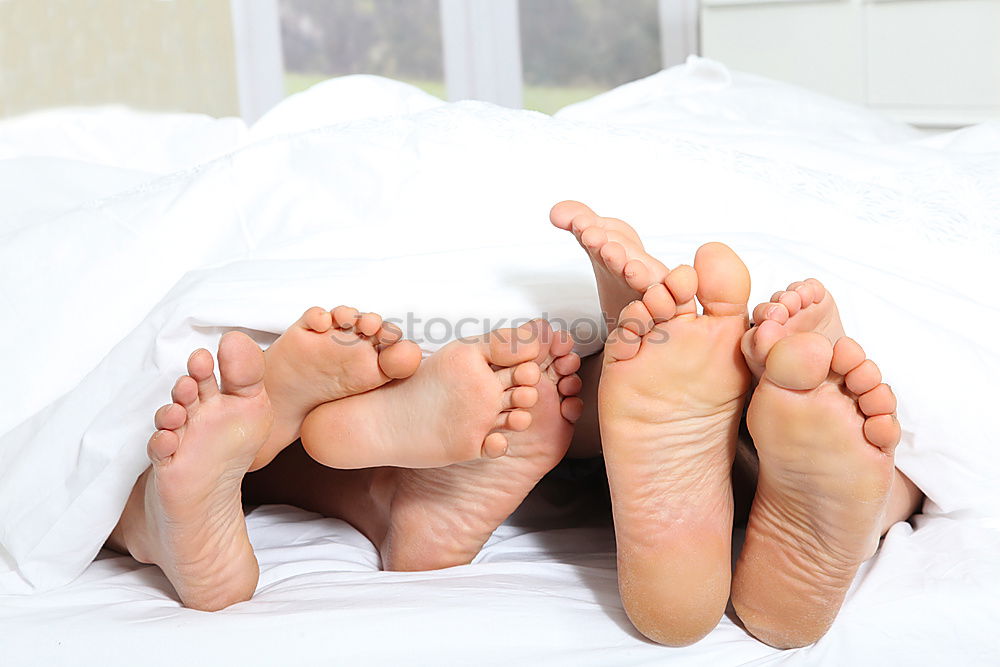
left=187, top=348, right=218, bottom=399
left=599, top=241, right=628, bottom=273
left=579, top=224, right=608, bottom=252
left=641, top=284, right=676, bottom=322
left=665, top=264, right=698, bottom=308
left=502, top=385, right=539, bottom=409
left=740, top=328, right=759, bottom=374
left=618, top=300, right=654, bottom=336
left=527, top=319, right=557, bottom=362
left=623, top=259, right=654, bottom=293
left=845, top=359, right=882, bottom=395
left=694, top=242, right=751, bottom=317
left=752, top=301, right=789, bottom=326
left=171, top=375, right=199, bottom=407
left=147, top=429, right=180, bottom=463
left=376, top=321, right=404, bottom=346
left=789, top=281, right=816, bottom=306
left=560, top=396, right=584, bottom=423
left=483, top=322, right=543, bottom=367
left=217, top=331, right=266, bottom=398
left=864, top=414, right=901, bottom=450
left=332, top=305, right=360, bottom=329
left=858, top=383, right=897, bottom=416
left=831, top=337, right=866, bottom=376
left=513, top=361, right=542, bottom=386
left=154, top=403, right=187, bottom=431
left=301, top=306, right=333, bottom=333
left=775, top=290, right=803, bottom=316
left=553, top=352, right=581, bottom=376
left=741, top=319, right=788, bottom=374
left=495, top=361, right=542, bottom=387
left=481, top=432, right=509, bottom=458
left=605, top=325, right=642, bottom=363
left=570, top=210, right=599, bottom=234
left=550, top=200, right=595, bottom=230
left=495, top=409, right=532, bottom=432
left=763, top=332, right=833, bottom=391
left=377, top=339, right=422, bottom=379
left=804, top=278, right=827, bottom=303
left=557, top=374, right=583, bottom=396
left=356, top=312, right=383, bottom=337
left=548, top=329, right=576, bottom=358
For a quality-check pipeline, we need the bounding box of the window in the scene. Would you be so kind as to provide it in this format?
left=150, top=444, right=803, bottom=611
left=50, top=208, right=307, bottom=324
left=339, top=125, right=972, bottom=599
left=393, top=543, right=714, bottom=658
left=519, top=0, right=662, bottom=113
left=280, top=0, right=445, bottom=98
left=269, top=0, right=696, bottom=115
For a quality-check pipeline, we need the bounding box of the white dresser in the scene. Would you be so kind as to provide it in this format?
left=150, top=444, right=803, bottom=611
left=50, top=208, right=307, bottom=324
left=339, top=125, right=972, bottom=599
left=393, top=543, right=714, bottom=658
left=701, top=0, right=1000, bottom=127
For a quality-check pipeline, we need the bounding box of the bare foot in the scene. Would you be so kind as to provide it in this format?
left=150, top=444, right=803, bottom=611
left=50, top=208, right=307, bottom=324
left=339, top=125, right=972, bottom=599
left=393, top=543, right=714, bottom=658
left=599, top=242, right=751, bottom=646
left=379, top=328, right=584, bottom=570
left=109, top=332, right=273, bottom=611
left=550, top=200, right=670, bottom=330
left=299, top=321, right=553, bottom=469
left=255, top=305, right=421, bottom=469
left=735, top=325, right=901, bottom=648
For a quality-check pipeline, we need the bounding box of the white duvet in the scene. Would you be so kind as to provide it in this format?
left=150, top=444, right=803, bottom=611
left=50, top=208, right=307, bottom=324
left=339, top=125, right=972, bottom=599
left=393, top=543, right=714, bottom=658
left=1, top=58, right=998, bottom=664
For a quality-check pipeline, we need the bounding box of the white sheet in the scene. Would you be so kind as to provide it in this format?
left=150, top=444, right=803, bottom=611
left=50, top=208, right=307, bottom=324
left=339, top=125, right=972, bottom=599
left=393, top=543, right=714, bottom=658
left=1, top=58, right=998, bottom=664
left=2, top=504, right=997, bottom=665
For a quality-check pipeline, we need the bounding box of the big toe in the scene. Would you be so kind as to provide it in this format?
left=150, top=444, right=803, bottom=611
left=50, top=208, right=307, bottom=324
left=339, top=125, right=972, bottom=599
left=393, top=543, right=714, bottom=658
left=550, top=200, right=596, bottom=230
left=217, top=331, right=266, bottom=397
left=484, top=321, right=543, bottom=367
left=694, top=242, right=751, bottom=317
left=763, top=332, right=833, bottom=391
left=378, top=340, right=422, bottom=379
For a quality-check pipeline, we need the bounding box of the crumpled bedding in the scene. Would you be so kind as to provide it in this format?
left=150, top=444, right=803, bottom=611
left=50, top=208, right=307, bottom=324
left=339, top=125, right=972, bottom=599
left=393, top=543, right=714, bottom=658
left=1, top=57, right=998, bottom=665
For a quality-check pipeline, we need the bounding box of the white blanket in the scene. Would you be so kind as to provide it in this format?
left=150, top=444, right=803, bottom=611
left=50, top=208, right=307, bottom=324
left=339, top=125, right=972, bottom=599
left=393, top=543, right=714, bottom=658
left=1, top=58, right=998, bottom=663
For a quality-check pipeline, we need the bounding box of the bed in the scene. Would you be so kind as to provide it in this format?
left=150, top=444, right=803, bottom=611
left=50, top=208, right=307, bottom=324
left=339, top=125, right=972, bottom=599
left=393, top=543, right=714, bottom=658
left=1, top=57, right=998, bottom=665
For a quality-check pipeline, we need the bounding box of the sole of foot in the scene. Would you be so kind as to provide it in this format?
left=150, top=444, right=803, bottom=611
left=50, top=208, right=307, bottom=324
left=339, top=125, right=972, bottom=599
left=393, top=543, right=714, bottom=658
left=255, top=305, right=421, bottom=470
left=599, top=242, right=751, bottom=647
left=379, top=326, right=584, bottom=570
left=113, top=332, right=274, bottom=611
left=734, top=327, right=900, bottom=648
left=550, top=200, right=670, bottom=331
left=299, top=320, right=555, bottom=469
